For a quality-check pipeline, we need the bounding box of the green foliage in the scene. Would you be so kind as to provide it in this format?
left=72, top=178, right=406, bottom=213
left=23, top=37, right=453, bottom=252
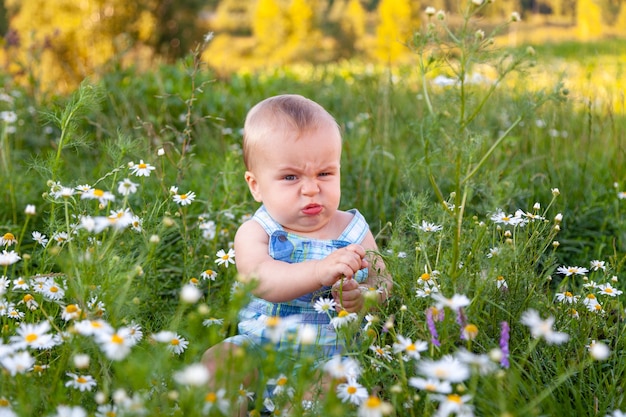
left=0, top=1, right=626, bottom=415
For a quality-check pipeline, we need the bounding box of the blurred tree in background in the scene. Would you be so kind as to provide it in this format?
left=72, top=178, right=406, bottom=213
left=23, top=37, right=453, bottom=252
left=1, top=0, right=625, bottom=94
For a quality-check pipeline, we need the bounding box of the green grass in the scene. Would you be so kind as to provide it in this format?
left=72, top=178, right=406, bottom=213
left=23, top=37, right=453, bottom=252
left=1, top=5, right=626, bottom=416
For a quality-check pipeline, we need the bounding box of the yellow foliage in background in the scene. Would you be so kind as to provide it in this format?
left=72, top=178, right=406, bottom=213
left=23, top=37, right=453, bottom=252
left=374, top=0, right=420, bottom=62
left=576, top=0, right=603, bottom=40
left=3, top=0, right=150, bottom=95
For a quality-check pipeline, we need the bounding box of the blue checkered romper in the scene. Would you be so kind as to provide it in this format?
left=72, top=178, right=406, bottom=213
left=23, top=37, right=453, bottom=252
left=225, top=205, right=369, bottom=358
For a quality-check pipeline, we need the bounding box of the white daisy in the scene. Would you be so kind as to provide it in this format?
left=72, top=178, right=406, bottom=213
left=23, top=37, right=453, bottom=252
left=214, top=248, right=235, bottom=267
left=520, top=309, right=569, bottom=344
left=129, top=160, right=156, bottom=177
left=337, top=378, right=369, bottom=405
left=65, top=372, right=97, bottom=392
left=172, top=190, right=196, bottom=206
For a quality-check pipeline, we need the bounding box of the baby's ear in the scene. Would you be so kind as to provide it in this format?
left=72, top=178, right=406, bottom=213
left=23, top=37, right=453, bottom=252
left=244, top=171, right=263, bottom=202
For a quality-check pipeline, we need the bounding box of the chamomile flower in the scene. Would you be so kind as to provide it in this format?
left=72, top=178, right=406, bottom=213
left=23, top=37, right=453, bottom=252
left=202, top=388, right=230, bottom=415
left=65, top=372, right=97, bottom=392
left=431, top=293, right=471, bottom=311
left=236, top=384, right=255, bottom=406
left=520, top=309, right=569, bottom=344
left=172, top=190, right=196, bottom=206
left=32, top=231, right=48, bottom=247
left=80, top=188, right=115, bottom=205
left=597, top=283, right=622, bottom=297
left=314, top=297, right=337, bottom=314
left=487, top=247, right=500, bottom=258
left=0, top=250, right=20, bottom=266
left=200, top=269, right=217, bottom=281
left=42, top=279, right=65, bottom=301
left=267, top=374, right=295, bottom=397
left=52, top=405, right=87, bottom=417
left=202, top=317, right=224, bottom=327
left=323, top=354, right=362, bottom=380
left=358, top=395, right=393, bottom=417
left=10, top=321, right=57, bottom=350
left=74, top=319, right=114, bottom=337
left=496, top=275, right=508, bottom=290
left=417, top=221, right=443, bottom=232
left=331, top=309, right=359, bottom=329
left=214, top=248, right=235, bottom=267
left=587, top=340, right=610, bottom=360
left=337, top=378, right=369, bottom=405
left=51, top=232, right=71, bottom=245
left=173, top=363, right=210, bottom=386
left=556, top=265, right=589, bottom=276
left=117, top=178, right=139, bottom=196
left=590, top=260, right=606, bottom=271
left=369, top=344, right=393, bottom=362
left=431, top=393, right=474, bottom=417
left=12, top=277, right=28, bottom=291
left=418, top=356, right=471, bottom=383
left=129, top=160, right=156, bottom=177
left=392, top=335, right=427, bottom=361
left=583, top=294, right=602, bottom=312
left=555, top=291, right=579, bottom=304
left=0, top=351, right=34, bottom=376
left=95, top=327, right=137, bottom=360
left=151, top=331, right=188, bottom=355
left=408, top=377, right=452, bottom=394
left=0, top=233, right=16, bottom=246
left=490, top=209, right=524, bottom=226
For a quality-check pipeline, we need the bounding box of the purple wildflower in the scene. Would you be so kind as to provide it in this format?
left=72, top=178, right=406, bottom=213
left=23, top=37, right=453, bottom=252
left=426, top=307, right=441, bottom=347
left=500, top=321, right=510, bottom=368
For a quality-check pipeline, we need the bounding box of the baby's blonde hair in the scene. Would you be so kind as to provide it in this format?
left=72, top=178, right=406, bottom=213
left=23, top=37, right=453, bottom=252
left=243, top=94, right=340, bottom=170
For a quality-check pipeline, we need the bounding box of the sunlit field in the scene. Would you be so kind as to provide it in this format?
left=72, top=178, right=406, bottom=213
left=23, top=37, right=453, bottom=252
left=1, top=5, right=626, bottom=417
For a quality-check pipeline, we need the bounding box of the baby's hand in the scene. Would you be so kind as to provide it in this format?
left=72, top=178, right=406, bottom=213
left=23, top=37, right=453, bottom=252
left=332, top=278, right=364, bottom=313
left=316, top=244, right=368, bottom=288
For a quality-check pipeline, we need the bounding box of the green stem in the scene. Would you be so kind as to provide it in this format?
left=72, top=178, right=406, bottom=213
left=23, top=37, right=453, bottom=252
left=462, top=116, right=522, bottom=185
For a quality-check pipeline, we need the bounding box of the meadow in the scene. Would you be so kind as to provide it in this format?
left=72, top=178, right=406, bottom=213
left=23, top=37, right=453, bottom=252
left=1, top=6, right=626, bottom=417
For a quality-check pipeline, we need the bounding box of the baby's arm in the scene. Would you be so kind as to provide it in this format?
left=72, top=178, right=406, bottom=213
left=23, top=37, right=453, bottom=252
left=331, top=230, right=392, bottom=313
left=234, top=220, right=368, bottom=303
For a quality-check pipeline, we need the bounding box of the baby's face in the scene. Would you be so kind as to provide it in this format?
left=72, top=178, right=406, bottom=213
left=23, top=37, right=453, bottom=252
left=245, top=123, right=342, bottom=237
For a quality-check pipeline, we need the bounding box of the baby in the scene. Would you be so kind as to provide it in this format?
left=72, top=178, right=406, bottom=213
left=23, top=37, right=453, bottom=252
left=202, top=94, right=392, bottom=414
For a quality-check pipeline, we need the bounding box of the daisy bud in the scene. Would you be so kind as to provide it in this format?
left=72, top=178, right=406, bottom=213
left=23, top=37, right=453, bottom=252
left=436, top=10, right=446, bottom=20
left=95, top=392, right=107, bottom=404
left=149, top=234, right=160, bottom=244
left=425, top=6, right=436, bottom=16
left=400, top=305, right=408, bottom=311
left=127, top=161, right=134, bottom=168
left=180, top=284, right=202, bottom=304
left=504, top=230, right=512, bottom=238
left=510, top=11, right=521, bottom=22
left=475, top=29, right=485, bottom=40
left=551, top=188, right=560, bottom=196
left=526, top=46, right=536, bottom=56
left=163, top=217, right=175, bottom=227
left=533, top=202, right=540, bottom=210
left=614, top=182, right=619, bottom=189
left=552, top=241, right=560, bottom=248
left=554, top=213, right=563, bottom=222
left=554, top=225, right=561, bottom=232
left=472, top=0, right=484, bottom=5
left=589, top=341, right=610, bottom=360
left=73, top=354, right=90, bottom=369
left=489, top=347, right=503, bottom=362
left=25, top=204, right=36, bottom=215
left=157, top=148, right=165, bottom=156
left=612, top=275, right=618, bottom=282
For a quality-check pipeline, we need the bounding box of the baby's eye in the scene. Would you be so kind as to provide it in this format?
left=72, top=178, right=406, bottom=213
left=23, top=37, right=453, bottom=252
left=318, top=172, right=331, bottom=177
left=284, top=175, right=296, bottom=181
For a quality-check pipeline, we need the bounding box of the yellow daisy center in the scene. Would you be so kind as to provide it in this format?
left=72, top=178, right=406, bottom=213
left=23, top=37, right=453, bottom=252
left=171, top=339, right=180, bottom=346
left=365, top=396, right=381, bottom=408
left=338, top=310, right=349, bottom=318
left=420, top=273, right=430, bottom=281
left=23, top=294, right=34, bottom=302
left=347, top=386, right=357, bottom=394
left=205, top=392, right=216, bottom=403
left=25, top=333, right=38, bottom=343
left=111, top=334, right=124, bottom=344
left=138, top=163, right=147, bottom=169
left=94, top=189, right=104, bottom=197
left=447, top=394, right=462, bottom=404
left=2, top=232, right=15, bottom=241
left=77, top=376, right=87, bottom=384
